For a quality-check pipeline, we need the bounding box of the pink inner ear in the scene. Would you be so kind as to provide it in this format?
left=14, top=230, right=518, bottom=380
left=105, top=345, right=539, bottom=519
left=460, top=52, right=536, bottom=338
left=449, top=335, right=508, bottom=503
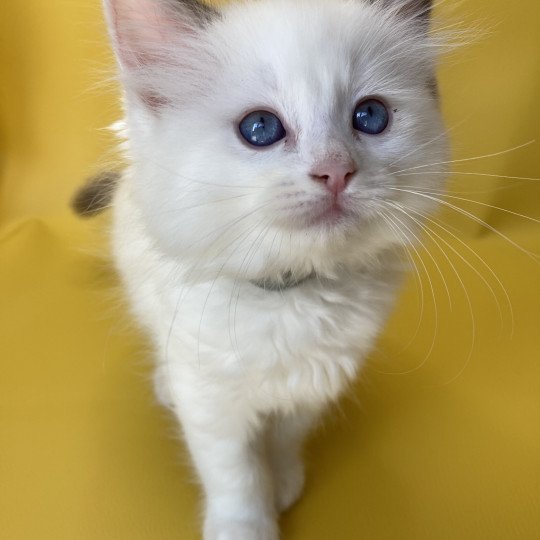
left=105, top=0, right=195, bottom=70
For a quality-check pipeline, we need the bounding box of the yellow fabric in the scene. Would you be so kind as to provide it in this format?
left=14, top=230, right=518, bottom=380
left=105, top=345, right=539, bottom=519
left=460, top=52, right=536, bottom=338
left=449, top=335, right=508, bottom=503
left=1, top=1, right=539, bottom=538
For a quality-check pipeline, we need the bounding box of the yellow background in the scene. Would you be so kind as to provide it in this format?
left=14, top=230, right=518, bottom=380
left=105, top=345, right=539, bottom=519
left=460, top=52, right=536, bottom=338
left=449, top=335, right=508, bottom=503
left=1, top=1, right=539, bottom=538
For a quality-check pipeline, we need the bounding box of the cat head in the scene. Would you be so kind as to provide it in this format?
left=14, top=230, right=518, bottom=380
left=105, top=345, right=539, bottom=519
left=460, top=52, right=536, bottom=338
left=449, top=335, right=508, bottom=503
left=106, top=0, right=449, bottom=282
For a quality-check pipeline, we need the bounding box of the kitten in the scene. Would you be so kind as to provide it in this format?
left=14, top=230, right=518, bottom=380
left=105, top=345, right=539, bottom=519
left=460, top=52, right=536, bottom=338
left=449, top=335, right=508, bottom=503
left=81, top=0, right=449, bottom=538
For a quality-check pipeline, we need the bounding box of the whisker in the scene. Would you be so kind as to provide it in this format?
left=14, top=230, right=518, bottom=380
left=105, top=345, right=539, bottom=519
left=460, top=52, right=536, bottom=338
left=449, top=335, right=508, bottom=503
left=372, top=204, right=427, bottom=356
left=397, top=187, right=540, bottom=224
left=389, top=202, right=479, bottom=384
left=154, top=193, right=254, bottom=215
left=390, top=183, right=522, bottom=196
left=229, top=219, right=276, bottom=369
left=387, top=202, right=452, bottom=307
left=197, top=214, right=271, bottom=370
left=162, top=201, right=274, bottom=398
left=388, top=202, right=452, bottom=309
left=145, top=155, right=268, bottom=190
left=376, top=209, right=439, bottom=375
left=387, top=120, right=465, bottom=168
left=179, top=199, right=275, bottom=257
left=391, top=140, right=535, bottom=175
left=399, top=203, right=513, bottom=335
left=389, top=188, right=540, bottom=261
left=395, top=170, right=540, bottom=183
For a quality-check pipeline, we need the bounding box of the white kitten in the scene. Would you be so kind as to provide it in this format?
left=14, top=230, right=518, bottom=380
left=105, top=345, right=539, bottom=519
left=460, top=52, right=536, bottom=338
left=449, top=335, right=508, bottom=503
left=94, top=0, right=449, bottom=538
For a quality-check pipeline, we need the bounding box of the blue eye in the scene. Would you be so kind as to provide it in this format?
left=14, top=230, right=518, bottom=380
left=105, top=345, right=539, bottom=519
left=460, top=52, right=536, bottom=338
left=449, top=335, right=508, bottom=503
left=239, top=111, right=286, bottom=147
left=353, top=99, right=389, bottom=135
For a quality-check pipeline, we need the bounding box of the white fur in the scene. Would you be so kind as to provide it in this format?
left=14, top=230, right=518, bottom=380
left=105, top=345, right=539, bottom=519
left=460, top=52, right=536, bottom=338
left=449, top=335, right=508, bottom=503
left=106, top=0, right=449, bottom=538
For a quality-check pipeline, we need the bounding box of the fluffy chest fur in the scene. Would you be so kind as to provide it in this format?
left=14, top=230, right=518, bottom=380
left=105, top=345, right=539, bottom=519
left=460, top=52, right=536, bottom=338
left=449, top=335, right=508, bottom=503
left=113, top=180, right=401, bottom=412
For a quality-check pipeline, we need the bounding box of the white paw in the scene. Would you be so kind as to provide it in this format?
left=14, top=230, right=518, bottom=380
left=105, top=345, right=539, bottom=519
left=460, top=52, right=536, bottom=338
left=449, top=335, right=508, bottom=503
left=274, top=458, right=305, bottom=512
left=204, top=518, right=279, bottom=540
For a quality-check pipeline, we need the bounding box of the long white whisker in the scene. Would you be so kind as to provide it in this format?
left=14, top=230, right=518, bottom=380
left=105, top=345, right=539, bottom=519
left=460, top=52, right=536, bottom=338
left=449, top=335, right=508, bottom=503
left=196, top=214, right=271, bottom=369
left=391, top=140, right=535, bottom=175
left=378, top=210, right=439, bottom=375
left=388, top=202, right=452, bottom=309
left=400, top=207, right=476, bottom=385
left=163, top=201, right=273, bottom=399
left=229, top=218, right=275, bottom=366
left=145, top=156, right=268, bottom=190
left=387, top=120, right=464, bottom=168
left=387, top=202, right=453, bottom=308
left=392, top=205, right=477, bottom=385
left=390, top=183, right=521, bottom=196
left=389, top=188, right=540, bottom=261
left=400, top=202, right=514, bottom=335
left=395, top=170, right=540, bottom=183
left=373, top=206, right=426, bottom=354
left=395, top=187, right=540, bottom=224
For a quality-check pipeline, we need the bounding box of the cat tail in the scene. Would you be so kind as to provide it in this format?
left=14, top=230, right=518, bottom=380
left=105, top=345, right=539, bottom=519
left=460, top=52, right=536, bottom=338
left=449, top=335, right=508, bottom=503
left=71, top=170, right=120, bottom=217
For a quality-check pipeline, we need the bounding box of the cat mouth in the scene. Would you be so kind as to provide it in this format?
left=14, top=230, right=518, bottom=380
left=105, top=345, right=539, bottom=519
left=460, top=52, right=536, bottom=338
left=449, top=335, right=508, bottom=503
left=280, top=194, right=359, bottom=230
left=299, top=197, right=355, bottom=229
left=306, top=202, right=345, bottom=226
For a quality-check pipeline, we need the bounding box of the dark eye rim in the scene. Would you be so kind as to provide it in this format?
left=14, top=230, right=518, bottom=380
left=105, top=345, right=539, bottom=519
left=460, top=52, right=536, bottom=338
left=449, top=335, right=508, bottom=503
left=352, top=96, right=391, bottom=136
left=237, top=108, right=288, bottom=149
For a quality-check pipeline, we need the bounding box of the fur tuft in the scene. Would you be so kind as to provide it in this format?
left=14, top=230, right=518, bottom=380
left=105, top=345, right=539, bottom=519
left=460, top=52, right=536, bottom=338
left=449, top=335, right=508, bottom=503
left=71, top=170, right=120, bottom=217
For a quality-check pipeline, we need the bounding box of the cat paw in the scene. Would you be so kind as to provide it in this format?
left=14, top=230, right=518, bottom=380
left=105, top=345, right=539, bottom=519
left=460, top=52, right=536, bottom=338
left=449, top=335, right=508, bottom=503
left=274, top=458, right=305, bottom=512
left=204, top=518, right=279, bottom=540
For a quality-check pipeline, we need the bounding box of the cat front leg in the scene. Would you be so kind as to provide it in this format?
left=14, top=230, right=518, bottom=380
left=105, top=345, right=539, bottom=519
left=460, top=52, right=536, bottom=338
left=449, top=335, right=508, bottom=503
left=267, top=408, right=320, bottom=513
left=169, top=378, right=278, bottom=540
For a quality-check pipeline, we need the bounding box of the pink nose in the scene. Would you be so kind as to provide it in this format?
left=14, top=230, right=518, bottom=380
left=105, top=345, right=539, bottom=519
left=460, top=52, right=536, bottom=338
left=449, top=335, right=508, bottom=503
left=310, top=159, right=357, bottom=195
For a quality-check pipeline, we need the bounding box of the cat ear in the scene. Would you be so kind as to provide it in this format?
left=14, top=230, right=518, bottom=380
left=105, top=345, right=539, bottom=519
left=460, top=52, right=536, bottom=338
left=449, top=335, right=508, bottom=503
left=103, top=0, right=217, bottom=69
left=103, top=0, right=218, bottom=109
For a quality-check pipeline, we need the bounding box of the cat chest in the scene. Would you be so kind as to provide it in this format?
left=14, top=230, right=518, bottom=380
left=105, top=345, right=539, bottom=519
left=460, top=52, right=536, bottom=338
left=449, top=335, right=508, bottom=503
left=159, top=280, right=385, bottom=407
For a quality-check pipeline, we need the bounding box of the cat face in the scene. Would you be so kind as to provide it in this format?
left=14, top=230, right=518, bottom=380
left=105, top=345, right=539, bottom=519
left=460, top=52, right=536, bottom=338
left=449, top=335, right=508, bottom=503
left=108, top=0, right=448, bottom=281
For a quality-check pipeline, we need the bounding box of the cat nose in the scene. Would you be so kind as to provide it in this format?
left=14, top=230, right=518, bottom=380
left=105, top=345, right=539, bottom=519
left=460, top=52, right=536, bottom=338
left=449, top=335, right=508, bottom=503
left=310, top=158, right=357, bottom=195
